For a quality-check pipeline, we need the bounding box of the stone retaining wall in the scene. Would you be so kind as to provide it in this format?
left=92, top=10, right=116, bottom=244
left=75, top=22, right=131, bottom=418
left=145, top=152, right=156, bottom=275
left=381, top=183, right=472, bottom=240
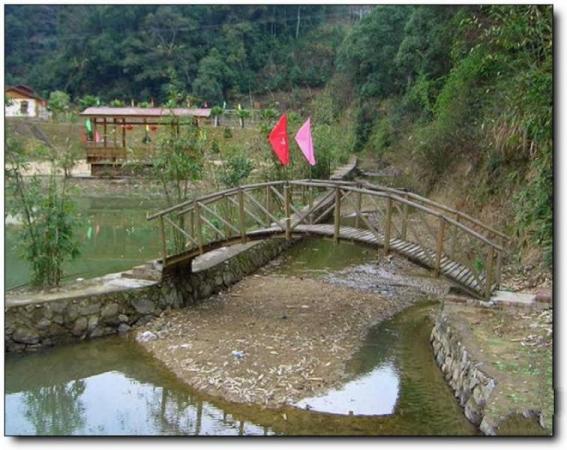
left=5, top=238, right=293, bottom=353
left=430, top=309, right=497, bottom=435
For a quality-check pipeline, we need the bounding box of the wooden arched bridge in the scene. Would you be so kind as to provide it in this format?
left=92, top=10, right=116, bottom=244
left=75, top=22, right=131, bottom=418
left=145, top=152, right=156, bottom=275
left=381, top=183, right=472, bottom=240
left=147, top=180, right=510, bottom=299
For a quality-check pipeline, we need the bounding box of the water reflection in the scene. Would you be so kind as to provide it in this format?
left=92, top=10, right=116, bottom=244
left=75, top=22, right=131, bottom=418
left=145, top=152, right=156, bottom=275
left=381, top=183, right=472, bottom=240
left=5, top=338, right=271, bottom=436
left=295, top=361, right=400, bottom=416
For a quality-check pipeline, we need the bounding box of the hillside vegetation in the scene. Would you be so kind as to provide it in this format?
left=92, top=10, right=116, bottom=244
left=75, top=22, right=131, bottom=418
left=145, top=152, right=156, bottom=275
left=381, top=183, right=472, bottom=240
left=6, top=5, right=552, bottom=270
left=319, top=5, right=552, bottom=269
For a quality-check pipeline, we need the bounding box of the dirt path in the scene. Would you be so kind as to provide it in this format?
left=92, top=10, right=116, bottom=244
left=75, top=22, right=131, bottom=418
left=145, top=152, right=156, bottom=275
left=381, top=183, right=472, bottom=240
left=136, top=274, right=419, bottom=408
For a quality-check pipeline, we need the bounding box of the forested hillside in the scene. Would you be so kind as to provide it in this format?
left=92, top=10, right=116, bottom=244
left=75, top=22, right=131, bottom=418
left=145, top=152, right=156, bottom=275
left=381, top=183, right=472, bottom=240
left=5, top=4, right=355, bottom=103
left=321, top=5, right=552, bottom=268
left=5, top=4, right=553, bottom=269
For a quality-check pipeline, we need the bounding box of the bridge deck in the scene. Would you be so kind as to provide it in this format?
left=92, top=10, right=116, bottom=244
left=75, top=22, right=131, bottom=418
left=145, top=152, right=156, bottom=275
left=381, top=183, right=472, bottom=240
left=175, top=224, right=485, bottom=297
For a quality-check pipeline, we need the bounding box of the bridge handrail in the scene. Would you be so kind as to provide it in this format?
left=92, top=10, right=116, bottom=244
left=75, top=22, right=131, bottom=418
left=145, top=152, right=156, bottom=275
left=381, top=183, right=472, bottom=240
left=294, top=179, right=511, bottom=243
left=148, top=179, right=505, bottom=252
left=146, top=181, right=287, bottom=220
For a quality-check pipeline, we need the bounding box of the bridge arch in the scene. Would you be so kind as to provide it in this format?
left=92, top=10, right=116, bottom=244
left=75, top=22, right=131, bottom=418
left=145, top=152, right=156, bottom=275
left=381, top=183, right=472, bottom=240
left=147, top=180, right=510, bottom=299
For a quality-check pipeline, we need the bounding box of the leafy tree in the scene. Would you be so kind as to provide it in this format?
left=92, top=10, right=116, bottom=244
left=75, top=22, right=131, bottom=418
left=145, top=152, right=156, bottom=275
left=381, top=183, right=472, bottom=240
left=47, top=90, right=70, bottom=119
left=78, top=95, right=100, bottom=110
left=5, top=138, right=81, bottom=288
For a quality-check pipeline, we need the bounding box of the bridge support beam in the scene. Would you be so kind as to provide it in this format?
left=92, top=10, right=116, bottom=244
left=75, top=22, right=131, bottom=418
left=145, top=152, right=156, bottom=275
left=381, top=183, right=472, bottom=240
left=384, top=197, right=392, bottom=254
left=435, top=216, right=446, bottom=277
left=334, top=187, right=341, bottom=243
left=238, top=189, right=247, bottom=243
left=284, top=184, right=291, bottom=240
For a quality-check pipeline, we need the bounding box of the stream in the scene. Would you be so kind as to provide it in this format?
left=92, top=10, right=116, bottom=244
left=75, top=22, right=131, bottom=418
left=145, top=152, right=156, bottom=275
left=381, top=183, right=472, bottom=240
left=5, top=239, right=476, bottom=436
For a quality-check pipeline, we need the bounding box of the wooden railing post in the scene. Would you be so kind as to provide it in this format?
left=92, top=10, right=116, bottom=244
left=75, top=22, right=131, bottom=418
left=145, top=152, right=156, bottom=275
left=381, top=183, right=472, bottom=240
left=451, top=213, right=460, bottom=258
left=159, top=216, right=168, bottom=265
left=355, top=187, right=362, bottom=229
left=435, top=216, right=446, bottom=277
left=384, top=196, right=392, bottom=254
left=334, top=187, right=341, bottom=243
left=195, top=203, right=204, bottom=254
left=495, top=250, right=502, bottom=289
left=401, top=194, right=409, bottom=241
left=190, top=209, right=195, bottom=240
left=308, top=185, right=314, bottom=224
left=485, top=246, right=495, bottom=298
left=238, top=189, right=247, bottom=243
left=265, top=185, right=272, bottom=225
left=284, top=183, right=291, bottom=240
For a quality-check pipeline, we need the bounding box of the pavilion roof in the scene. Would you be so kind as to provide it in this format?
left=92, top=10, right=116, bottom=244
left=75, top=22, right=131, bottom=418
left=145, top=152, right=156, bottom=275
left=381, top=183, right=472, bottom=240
left=80, top=107, right=211, bottom=118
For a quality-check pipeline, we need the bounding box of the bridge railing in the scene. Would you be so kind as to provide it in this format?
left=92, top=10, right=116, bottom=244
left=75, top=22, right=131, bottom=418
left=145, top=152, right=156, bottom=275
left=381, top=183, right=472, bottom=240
left=147, top=180, right=508, bottom=298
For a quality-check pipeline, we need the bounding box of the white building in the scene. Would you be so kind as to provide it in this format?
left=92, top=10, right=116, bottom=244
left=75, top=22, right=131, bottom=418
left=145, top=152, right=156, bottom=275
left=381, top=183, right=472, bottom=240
left=5, top=85, right=49, bottom=119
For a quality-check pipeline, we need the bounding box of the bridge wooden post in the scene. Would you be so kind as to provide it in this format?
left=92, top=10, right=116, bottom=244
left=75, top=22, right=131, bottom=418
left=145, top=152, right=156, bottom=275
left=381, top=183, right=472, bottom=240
left=435, top=216, right=446, bottom=277
left=495, top=250, right=502, bottom=289
left=384, top=196, right=392, bottom=254
left=190, top=208, right=195, bottom=238
left=195, top=202, right=204, bottom=254
left=355, top=186, right=362, bottom=229
left=238, top=189, right=247, bottom=243
left=334, top=187, right=341, bottom=243
left=284, top=183, right=291, bottom=240
left=485, top=247, right=495, bottom=298
left=401, top=194, right=409, bottom=241
left=308, top=185, right=314, bottom=224
left=265, top=185, right=272, bottom=225
left=159, top=216, right=168, bottom=265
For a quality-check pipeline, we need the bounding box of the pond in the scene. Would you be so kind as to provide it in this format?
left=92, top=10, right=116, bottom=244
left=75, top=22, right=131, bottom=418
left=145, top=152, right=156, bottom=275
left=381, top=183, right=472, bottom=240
left=5, top=240, right=476, bottom=436
left=5, top=196, right=163, bottom=291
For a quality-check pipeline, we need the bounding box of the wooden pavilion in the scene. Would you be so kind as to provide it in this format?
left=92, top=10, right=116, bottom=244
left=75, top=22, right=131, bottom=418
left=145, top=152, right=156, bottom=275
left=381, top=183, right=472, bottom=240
left=79, top=107, right=211, bottom=176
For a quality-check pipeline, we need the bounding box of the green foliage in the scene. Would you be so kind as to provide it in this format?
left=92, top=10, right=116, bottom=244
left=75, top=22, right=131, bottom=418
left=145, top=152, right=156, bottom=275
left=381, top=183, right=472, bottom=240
left=109, top=99, right=125, bottom=107
left=223, top=127, right=233, bottom=139
left=210, top=106, right=224, bottom=117
left=78, top=95, right=100, bottom=110
left=151, top=120, right=205, bottom=207
left=210, top=140, right=220, bottom=154
left=218, top=148, right=254, bottom=187
left=338, top=6, right=412, bottom=99
left=5, top=5, right=348, bottom=102
left=5, top=138, right=81, bottom=288
left=47, top=91, right=70, bottom=117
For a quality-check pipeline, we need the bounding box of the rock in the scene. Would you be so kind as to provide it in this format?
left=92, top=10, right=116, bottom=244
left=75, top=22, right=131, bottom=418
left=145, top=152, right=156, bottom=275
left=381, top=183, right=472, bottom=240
left=36, top=318, right=51, bottom=330
left=52, top=314, right=64, bottom=325
left=66, top=304, right=80, bottom=321
left=101, top=303, right=119, bottom=318
left=118, top=314, right=129, bottom=323
left=87, top=315, right=99, bottom=332
left=118, top=323, right=131, bottom=335
left=135, top=315, right=154, bottom=327
left=72, top=317, right=88, bottom=336
left=79, top=303, right=101, bottom=316
left=12, top=327, right=40, bottom=345
left=89, top=326, right=106, bottom=338
left=136, top=330, right=158, bottom=342
left=132, top=298, right=155, bottom=315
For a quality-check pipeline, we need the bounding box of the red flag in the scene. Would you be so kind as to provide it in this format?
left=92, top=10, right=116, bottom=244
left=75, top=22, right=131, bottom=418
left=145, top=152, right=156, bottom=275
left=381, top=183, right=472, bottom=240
left=268, top=114, right=290, bottom=166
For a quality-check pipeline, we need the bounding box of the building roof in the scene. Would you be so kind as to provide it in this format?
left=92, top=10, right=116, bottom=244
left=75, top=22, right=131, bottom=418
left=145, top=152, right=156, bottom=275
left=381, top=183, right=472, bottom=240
left=80, top=107, right=211, bottom=118
left=6, top=85, right=45, bottom=102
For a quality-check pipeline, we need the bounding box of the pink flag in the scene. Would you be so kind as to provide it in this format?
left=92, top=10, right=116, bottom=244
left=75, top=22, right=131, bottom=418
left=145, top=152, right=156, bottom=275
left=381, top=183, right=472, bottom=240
left=295, top=117, right=316, bottom=166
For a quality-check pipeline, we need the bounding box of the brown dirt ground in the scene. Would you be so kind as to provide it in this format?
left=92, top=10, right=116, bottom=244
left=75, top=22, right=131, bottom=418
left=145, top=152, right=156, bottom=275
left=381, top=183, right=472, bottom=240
left=137, top=274, right=417, bottom=408
left=443, top=302, right=553, bottom=434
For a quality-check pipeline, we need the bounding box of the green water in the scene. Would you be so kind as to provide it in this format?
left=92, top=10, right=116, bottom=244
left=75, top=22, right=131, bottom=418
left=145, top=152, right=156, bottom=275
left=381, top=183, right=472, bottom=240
left=262, top=238, right=377, bottom=277
left=4, top=303, right=476, bottom=436
left=5, top=196, right=163, bottom=290
left=4, top=239, right=476, bottom=436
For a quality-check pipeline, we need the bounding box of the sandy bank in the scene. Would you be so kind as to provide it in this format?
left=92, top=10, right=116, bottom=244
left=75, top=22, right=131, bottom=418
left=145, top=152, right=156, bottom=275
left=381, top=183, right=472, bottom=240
left=136, top=274, right=418, bottom=408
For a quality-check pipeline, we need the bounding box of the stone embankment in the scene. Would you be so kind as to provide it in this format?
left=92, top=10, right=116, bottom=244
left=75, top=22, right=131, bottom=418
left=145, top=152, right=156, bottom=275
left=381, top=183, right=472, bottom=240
left=430, top=311, right=497, bottom=434
left=5, top=239, right=293, bottom=352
